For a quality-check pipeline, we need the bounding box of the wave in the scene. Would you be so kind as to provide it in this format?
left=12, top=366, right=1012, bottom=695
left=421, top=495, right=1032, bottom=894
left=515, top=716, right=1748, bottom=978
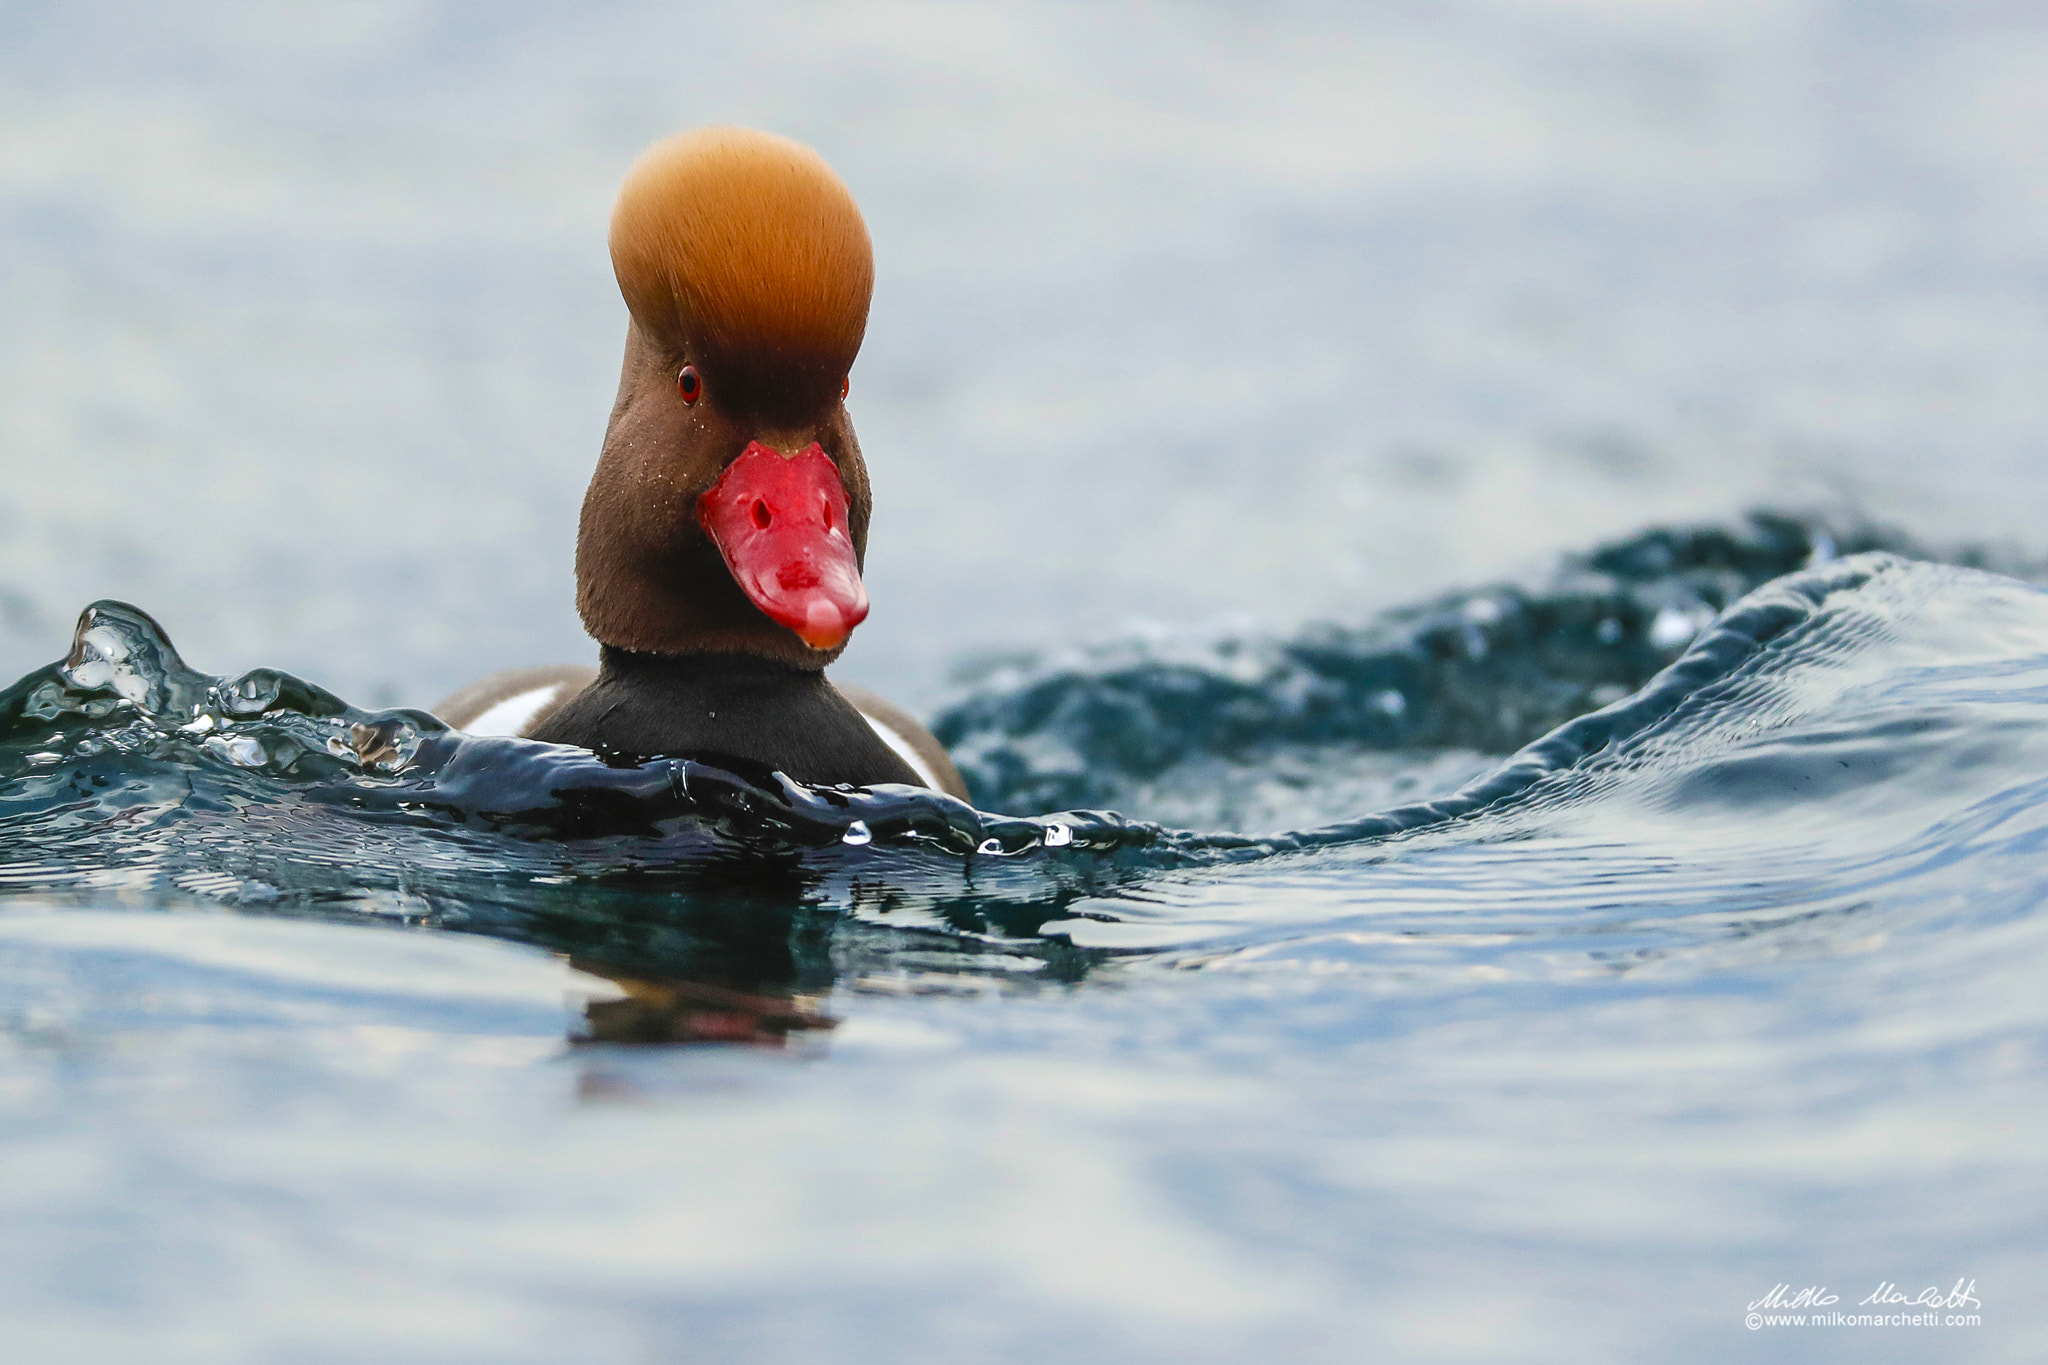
left=5, top=512, right=2048, bottom=996
left=931, top=510, right=2026, bottom=814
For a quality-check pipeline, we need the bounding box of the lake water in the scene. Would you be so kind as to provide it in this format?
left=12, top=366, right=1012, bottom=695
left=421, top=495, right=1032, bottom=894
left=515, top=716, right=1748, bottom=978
left=3, top=3, right=2046, bottom=1362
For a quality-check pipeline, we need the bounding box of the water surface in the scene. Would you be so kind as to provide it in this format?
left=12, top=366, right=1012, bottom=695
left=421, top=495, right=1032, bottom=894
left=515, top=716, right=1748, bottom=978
left=3, top=517, right=2043, bottom=1361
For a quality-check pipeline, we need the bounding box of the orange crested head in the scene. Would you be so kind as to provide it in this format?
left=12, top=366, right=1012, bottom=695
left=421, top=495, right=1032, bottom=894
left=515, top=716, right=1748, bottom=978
left=609, top=127, right=873, bottom=419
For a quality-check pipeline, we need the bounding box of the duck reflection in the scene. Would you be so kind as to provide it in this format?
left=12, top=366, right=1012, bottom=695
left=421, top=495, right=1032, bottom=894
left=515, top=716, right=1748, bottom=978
left=488, top=847, right=1105, bottom=1065
left=540, top=852, right=841, bottom=1058
left=571, top=959, right=836, bottom=1046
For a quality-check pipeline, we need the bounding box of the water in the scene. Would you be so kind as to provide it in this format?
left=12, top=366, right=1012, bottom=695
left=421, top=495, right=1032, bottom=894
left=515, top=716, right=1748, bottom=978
left=3, top=517, right=2046, bottom=1360
left=7, top=2, right=2048, bottom=1360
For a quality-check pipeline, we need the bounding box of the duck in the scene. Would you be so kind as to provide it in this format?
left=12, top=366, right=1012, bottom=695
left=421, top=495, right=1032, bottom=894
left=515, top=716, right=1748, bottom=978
left=432, top=126, right=967, bottom=800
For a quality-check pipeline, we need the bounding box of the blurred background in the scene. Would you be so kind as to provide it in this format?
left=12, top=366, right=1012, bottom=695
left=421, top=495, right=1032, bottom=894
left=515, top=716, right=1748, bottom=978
left=3, top=0, right=2045, bottom=712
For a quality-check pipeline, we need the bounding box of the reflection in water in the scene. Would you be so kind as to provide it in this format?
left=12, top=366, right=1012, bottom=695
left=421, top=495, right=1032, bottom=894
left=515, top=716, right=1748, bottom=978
left=556, top=860, right=841, bottom=1051
left=572, top=963, right=837, bottom=1048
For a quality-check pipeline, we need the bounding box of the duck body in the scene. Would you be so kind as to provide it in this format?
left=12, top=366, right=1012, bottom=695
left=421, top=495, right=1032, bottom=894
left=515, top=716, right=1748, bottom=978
left=438, top=653, right=959, bottom=792
left=433, top=126, right=969, bottom=801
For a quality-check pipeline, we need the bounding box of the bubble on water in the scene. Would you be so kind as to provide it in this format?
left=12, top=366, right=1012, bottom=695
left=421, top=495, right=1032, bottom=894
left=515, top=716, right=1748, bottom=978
left=841, top=820, right=872, bottom=846
left=1041, top=822, right=1073, bottom=848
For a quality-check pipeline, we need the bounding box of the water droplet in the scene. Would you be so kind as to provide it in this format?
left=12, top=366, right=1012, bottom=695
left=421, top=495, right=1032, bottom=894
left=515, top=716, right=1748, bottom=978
left=1041, top=822, right=1072, bottom=848
left=841, top=820, right=872, bottom=847
left=347, top=719, right=418, bottom=772
left=1650, top=606, right=1704, bottom=650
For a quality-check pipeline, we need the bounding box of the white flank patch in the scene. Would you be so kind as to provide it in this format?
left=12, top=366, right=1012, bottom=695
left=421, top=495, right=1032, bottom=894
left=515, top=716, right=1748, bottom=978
left=465, top=684, right=561, bottom=737
left=860, top=711, right=942, bottom=790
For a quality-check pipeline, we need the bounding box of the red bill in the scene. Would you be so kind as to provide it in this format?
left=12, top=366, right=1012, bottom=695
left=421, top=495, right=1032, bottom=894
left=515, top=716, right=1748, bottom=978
left=697, top=441, right=869, bottom=650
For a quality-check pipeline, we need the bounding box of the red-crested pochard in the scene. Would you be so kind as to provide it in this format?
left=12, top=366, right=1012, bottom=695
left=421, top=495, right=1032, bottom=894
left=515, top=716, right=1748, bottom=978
left=433, top=127, right=966, bottom=798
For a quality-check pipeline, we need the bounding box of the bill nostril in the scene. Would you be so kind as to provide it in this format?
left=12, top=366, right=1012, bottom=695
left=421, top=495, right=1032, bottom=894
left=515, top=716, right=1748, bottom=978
left=751, top=499, right=772, bottom=530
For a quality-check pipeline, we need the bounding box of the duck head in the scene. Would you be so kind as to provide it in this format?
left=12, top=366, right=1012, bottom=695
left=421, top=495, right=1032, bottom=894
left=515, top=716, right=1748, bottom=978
left=575, top=127, right=876, bottom=667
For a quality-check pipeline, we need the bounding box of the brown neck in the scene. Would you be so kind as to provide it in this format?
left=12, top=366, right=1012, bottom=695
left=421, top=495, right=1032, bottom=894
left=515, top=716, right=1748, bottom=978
left=572, top=321, right=872, bottom=669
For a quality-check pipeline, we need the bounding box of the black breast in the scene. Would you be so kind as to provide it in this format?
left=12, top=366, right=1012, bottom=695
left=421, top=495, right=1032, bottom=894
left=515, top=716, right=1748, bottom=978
left=527, top=647, right=923, bottom=788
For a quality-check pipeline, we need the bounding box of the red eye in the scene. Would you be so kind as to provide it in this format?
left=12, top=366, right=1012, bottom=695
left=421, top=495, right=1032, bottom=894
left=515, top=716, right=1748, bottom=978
left=841, top=376, right=850, bottom=400
left=678, top=365, right=702, bottom=404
